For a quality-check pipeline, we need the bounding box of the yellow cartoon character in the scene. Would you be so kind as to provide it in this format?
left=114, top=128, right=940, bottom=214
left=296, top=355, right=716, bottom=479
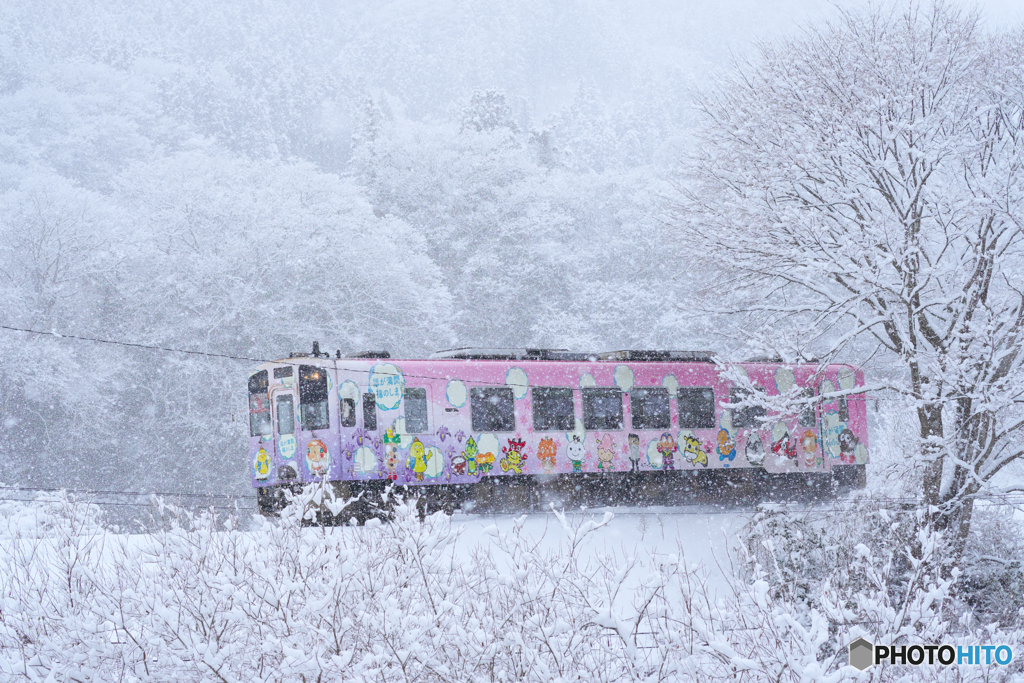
left=253, top=446, right=271, bottom=480
left=682, top=434, right=708, bottom=468
left=408, top=438, right=432, bottom=481
left=500, top=437, right=527, bottom=474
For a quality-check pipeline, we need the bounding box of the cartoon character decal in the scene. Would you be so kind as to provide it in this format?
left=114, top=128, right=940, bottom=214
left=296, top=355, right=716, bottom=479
left=463, top=437, right=479, bottom=475
left=383, top=426, right=401, bottom=481
left=627, top=433, right=641, bottom=473
left=770, top=422, right=797, bottom=460
left=820, top=409, right=843, bottom=461
left=452, top=454, right=467, bottom=475
left=567, top=434, right=586, bottom=472
left=744, top=434, right=765, bottom=467
left=408, top=438, right=432, bottom=481
left=537, top=437, right=558, bottom=474
left=717, top=429, right=736, bottom=465
left=838, top=428, right=858, bottom=464
left=254, top=447, right=271, bottom=480
left=306, top=439, right=330, bottom=476
left=500, top=437, right=527, bottom=474
left=681, top=432, right=708, bottom=468
left=657, top=432, right=678, bottom=470
left=800, top=430, right=819, bottom=468
left=597, top=434, right=616, bottom=471
left=477, top=450, right=495, bottom=473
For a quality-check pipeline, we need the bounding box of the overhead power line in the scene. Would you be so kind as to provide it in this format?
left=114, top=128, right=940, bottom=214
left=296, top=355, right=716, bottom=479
left=0, top=323, right=267, bottom=364
left=0, top=484, right=250, bottom=499
left=1, top=322, right=883, bottom=392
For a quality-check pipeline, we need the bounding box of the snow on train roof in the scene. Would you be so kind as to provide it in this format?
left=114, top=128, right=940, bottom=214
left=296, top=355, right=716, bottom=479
left=265, top=344, right=824, bottom=366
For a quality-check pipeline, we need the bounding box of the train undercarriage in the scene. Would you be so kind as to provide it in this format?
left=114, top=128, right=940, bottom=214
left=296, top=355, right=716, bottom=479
left=257, top=465, right=867, bottom=525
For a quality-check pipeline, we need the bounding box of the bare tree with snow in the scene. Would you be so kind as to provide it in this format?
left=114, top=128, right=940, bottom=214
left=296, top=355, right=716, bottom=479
left=678, top=2, right=1024, bottom=564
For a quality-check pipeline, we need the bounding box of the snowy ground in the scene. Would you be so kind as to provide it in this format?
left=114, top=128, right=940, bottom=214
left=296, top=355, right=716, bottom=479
left=449, top=506, right=746, bottom=596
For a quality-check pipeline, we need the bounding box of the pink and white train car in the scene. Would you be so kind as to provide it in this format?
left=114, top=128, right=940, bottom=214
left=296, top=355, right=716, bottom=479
left=248, top=348, right=868, bottom=516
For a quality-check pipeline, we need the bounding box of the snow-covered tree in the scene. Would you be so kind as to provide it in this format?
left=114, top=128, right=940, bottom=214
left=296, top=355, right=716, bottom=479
left=678, top=2, right=1024, bottom=562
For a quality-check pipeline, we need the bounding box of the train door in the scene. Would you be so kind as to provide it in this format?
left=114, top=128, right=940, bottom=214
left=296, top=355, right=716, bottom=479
left=270, top=386, right=298, bottom=482
left=297, top=364, right=334, bottom=481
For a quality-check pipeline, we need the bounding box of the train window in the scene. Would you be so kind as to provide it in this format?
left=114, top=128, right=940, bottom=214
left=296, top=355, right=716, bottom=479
left=798, top=387, right=816, bottom=427
left=276, top=395, right=295, bottom=435
left=248, top=370, right=272, bottom=436
left=298, top=365, right=330, bottom=431
left=340, top=397, right=356, bottom=428
left=582, top=388, right=623, bottom=431
left=677, top=388, right=716, bottom=429
left=729, top=388, right=767, bottom=429
left=404, top=387, right=429, bottom=433
left=273, top=366, right=293, bottom=380
left=532, top=387, right=575, bottom=431
left=363, top=393, right=377, bottom=431
left=471, top=387, right=515, bottom=432
left=630, top=388, right=670, bottom=430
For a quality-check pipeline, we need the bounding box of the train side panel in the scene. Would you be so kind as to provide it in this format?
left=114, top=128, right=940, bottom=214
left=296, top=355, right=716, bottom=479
left=249, top=358, right=868, bottom=489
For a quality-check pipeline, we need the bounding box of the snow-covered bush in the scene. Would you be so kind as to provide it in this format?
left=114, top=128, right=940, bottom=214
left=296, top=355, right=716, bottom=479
left=740, top=497, right=921, bottom=614
left=2, top=491, right=1023, bottom=682
left=958, top=506, right=1024, bottom=628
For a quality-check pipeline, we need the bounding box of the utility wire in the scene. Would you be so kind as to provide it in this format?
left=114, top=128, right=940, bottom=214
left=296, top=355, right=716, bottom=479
left=0, top=322, right=880, bottom=393
left=0, top=484, right=250, bottom=499
left=0, top=323, right=267, bottom=363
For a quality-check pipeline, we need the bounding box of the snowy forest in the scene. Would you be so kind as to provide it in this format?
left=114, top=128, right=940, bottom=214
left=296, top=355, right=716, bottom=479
left=0, top=0, right=766, bottom=498
left=4, top=0, right=1024, bottom=680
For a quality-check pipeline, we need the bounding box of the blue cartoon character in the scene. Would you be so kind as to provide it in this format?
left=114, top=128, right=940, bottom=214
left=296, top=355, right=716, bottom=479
left=717, top=429, right=736, bottom=465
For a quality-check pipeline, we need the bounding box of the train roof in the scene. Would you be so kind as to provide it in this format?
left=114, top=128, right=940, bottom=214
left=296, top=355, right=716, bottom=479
left=268, top=345, right=822, bottom=365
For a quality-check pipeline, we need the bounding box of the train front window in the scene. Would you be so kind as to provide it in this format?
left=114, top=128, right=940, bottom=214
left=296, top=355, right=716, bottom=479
left=299, top=365, right=330, bottom=431
left=276, top=394, right=294, bottom=435
left=471, top=387, right=515, bottom=432
left=677, top=388, right=715, bottom=429
left=404, top=388, right=429, bottom=433
left=630, top=388, right=670, bottom=430
left=532, top=387, right=575, bottom=431
left=582, top=388, right=623, bottom=431
left=729, top=388, right=767, bottom=429
left=248, top=370, right=272, bottom=436
left=363, top=393, right=377, bottom=431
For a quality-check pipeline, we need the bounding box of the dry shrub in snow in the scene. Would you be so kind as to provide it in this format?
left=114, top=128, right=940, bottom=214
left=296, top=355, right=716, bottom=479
left=1, top=490, right=1022, bottom=682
